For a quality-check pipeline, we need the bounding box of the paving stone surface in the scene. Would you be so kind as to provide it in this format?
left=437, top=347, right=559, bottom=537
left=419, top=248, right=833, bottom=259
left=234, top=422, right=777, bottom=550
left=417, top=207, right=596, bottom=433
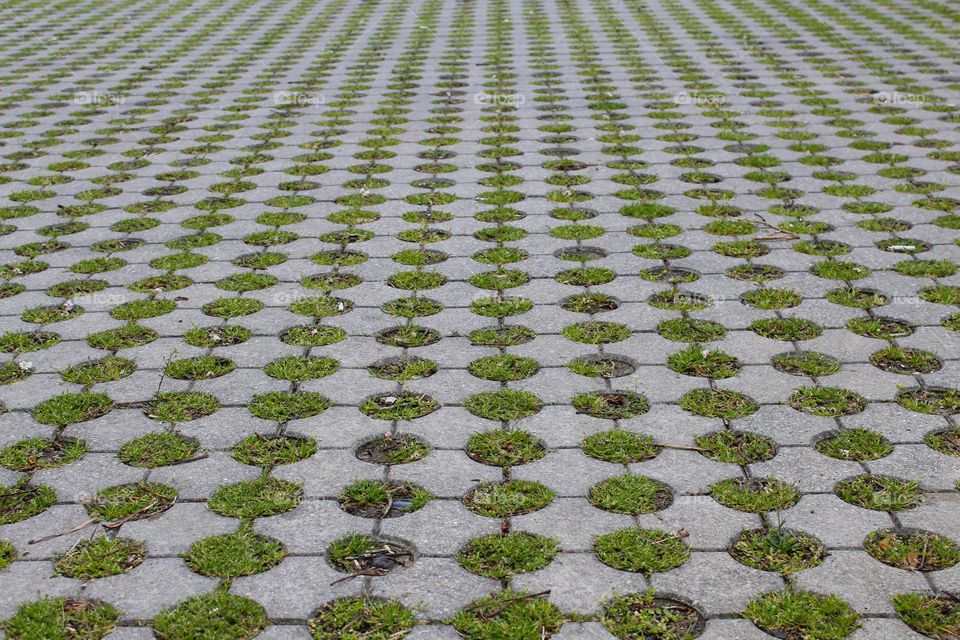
left=0, top=0, right=959, bottom=638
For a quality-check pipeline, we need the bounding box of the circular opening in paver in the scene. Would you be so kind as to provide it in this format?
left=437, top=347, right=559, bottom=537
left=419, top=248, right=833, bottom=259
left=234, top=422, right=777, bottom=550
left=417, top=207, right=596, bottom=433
left=568, top=353, right=637, bottom=379
left=864, top=528, right=960, bottom=572
left=338, top=480, right=432, bottom=518
left=601, top=591, right=706, bottom=640
left=326, top=534, right=415, bottom=576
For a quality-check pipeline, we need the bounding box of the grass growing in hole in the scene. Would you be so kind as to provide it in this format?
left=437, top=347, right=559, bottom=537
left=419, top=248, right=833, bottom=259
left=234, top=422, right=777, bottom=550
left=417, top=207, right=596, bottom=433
left=789, top=387, right=866, bottom=417
left=892, top=593, right=960, bottom=639
left=742, top=288, right=801, bottom=310
left=145, top=391, right=220, bottom=423
left=367, top=356, right=437, bottom=381
left=1, top=330, right=61, bottom=353
left=376, top=325, right=441, bottom=348
left=0, top=437, right=88, bottom=471
left=731, top=528, right=825, bottom=575
left=186, top=527, right=286, bottom=577
left=816, top=429, right=892, bottom=461
left=864, top=529, right=960, bottom=571
left=750, top=317, right=822, bottom=341
left=744, top=590, right=860, bottom=640
left=811, top=261, right=870, bottom=280
left=668, top=345, right=741, bottom=379
left=360, top=392, right=440, bottom=421
left=658, top=318, right=726, bottom=342
left=338, top=479, right=432, bottom=517
left=589, top=475, right=673, bottom=514
left=562, top=321, right=632, bottom=344
left=451, top=590, right=563, bottom=640
left=382, top=297, right=443, bottom=318
left=202, top=297, right=264, bottom=318
left=594, top=528, right=690, bottom=574
left=281, top=325, right=347, bottom=347
left=897, top=388, right=960, bottom=415
left=464, top=480, right=555, bottom=517
left=648, top=289, right=711, bottom=311
left=601, top=590, right=705, bottom=640
left=61, top=356, right=136, bottom=385
left=165, top=356, right=235, bottom=380
left=326, top=534, right=413, bottom=574
left=469, top=325, right=536, bottom=346
left=826, top=287, right=887, bottom=309
left=308, top=596, right=415, bottom=640
left=467, top=429, right=545, bottom=467
left=847, top=316, right=913, bottom=339
left=54, top=536, right=146, bottom=579
left=110, top=299, right=176, bottom=321
left=355, top=434, right=429, bottom=466
left=184, top=325, right=251, bottom=347
left=710, top=477, right=800, bottom=513
left=86, top=323, right=157, bottom=350
left=0, top=478, right=56, bottom=524
left=231, top=433, right=317, bottom=467
left=772, top=351, right=840, bottom=377
left=152, top=590, right=268, bottom=640
left=1, top=597, right=120, bottom=640
left=561, top=292, right=619, bottom=314
left=249, top=391, right=330, bottom=422
left=208, top=476, right=303, bottom=518
left=680, top=388, right=758, bottom=419
left=471, top=296, right=533, bottom=319
left=582, top=429, right=660, bottom=463
left=118, top=432, right=199, bottom=468
left=835, top=474, right=922, bottom=511
left=264, top=355, right=339, bottom=381
left=573, top=390, right=649, bottom=419
left=696, top=431, right=776, bottom=464
left=458, top=532, right=559, bottom=580
left=87, top=482, right=176, bottom=522
left=464, top=389, right=542, bottom=421
left=468, top=354, right=540, bottom=381
left=33, top=392, right=112, bottom=427
left=870, top=346, right=941, bottom=374
left=21, top=303, right=83, bottom=324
